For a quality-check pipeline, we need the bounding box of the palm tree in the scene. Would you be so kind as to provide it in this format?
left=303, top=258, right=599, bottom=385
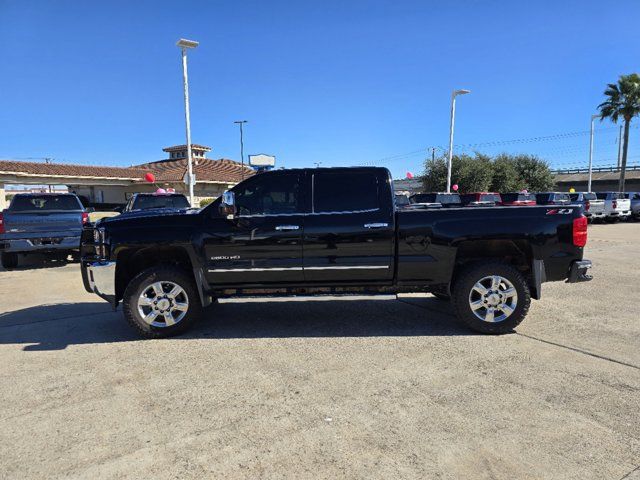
left=598, top=73, right=640, bottom=192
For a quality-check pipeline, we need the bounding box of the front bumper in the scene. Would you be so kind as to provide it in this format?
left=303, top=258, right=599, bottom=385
left=0, top=236, right=80, bottom=253
left=83, top=261, right=117, bottom=307
left=567, top=259, right=593, bottom=283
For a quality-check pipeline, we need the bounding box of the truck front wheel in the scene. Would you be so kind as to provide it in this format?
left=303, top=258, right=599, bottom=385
left=123, top=265, right=203, bottom=338
left=1, top=252, right=18, bottom=269
left=452, top=261, right=530, bottom=334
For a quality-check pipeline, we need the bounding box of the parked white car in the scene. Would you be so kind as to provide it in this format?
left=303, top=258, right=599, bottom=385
left=596, top=192, right=631, bottom=221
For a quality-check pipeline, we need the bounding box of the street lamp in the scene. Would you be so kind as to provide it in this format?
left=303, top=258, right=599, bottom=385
left=588, top=113, right=599, bottom=192
left=234, top=120, right=248, bottom=180
left=446, top=89, right=471, bottom=193
left=177, top=38, right=199, bottom=206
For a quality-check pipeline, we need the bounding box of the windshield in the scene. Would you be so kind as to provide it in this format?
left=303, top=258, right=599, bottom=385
left=132, top=195, right=190, bottom=210
left=9, top=195, right=82, bottom=212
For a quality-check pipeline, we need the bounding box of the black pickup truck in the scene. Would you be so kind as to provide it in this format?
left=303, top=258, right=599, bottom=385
left=81, top=167, right=592, bottom=338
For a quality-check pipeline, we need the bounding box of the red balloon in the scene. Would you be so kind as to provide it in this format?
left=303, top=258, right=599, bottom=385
left=144, top=173, right=155, bottom=183
left=406, top=172, right=414, bottom=179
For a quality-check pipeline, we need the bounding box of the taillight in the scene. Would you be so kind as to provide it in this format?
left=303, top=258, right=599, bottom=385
left=585, top=200, right=590, bottom=211
left=612, top=200, right=618, bottom=210
left=573, top=216, right=588, bottom=247
left=81, top=212, right=89, bottom=225
left=0, top=212, right=4, bottom=234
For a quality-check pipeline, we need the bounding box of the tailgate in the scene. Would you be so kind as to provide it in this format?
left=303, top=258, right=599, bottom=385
left=1, top=211, right=83, bottom=238
left=589, top=200, right=605, bottom=213
left=615, top=199, right=631, bottom=211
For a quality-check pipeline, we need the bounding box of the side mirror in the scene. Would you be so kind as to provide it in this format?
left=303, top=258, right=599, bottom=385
left=219, top=191, right=237, bottom=218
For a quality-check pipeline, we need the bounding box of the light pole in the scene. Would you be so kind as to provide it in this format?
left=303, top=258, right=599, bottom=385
left=177, top=38, right=199, bottom=206
left=446, top=89, right=471, bottom=193
left=234, top=120, right=248, bottom=180
left=587, top=113, right=599, bottom=192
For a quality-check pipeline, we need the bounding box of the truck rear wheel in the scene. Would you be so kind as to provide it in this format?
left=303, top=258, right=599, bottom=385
left=1, top=252, right=18, bottom=269
left=122, top=265, right=202, bottom=338
left=452, top=261, right=530, bottom=334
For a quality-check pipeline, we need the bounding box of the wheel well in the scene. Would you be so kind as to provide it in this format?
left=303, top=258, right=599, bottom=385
left=451, top=239, right=533, bottom=291
left=115, top=246, right=194, bottom=302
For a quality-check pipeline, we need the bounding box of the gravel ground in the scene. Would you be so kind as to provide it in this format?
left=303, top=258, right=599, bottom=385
left=0, top=222, right=639, bottom=479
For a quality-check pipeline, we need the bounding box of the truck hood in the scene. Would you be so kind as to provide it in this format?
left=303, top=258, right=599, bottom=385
left=98, top=208, right=200, bottom=228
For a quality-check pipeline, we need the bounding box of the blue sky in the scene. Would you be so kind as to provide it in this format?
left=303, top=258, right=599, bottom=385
left=1, top=0, right=639, bottom=178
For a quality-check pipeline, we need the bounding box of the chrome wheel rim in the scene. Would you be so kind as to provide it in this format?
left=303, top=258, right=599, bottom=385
left=468, top=275, right=518, bottom=323
left=137, top=281, right=189, bottom=328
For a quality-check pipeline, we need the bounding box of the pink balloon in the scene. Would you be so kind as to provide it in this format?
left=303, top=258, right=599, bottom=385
left=156, top=188, right=166, bottom=194
left=452, top=184, right=459, bottom=191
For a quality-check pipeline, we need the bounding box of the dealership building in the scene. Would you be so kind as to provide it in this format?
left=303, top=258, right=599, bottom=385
left=0, top=144, right=254, bottom=209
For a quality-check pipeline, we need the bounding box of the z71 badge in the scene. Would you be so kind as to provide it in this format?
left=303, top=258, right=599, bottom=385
left=546, top=208, right=573, bottom=215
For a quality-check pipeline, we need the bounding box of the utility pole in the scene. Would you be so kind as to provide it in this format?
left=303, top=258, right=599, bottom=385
left=617, top=124, right=623, bottom=169
left=177, top=38, right=199, bottom=206
left=234, top=120, right=248, bottom=180
left=446, top=89, right=471, bottom=193
left=587, top=114, right=599, bottom=192
left=431, top=147, right=436, bottom=162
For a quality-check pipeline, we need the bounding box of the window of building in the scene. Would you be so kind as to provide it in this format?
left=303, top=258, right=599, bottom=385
left=313, top=171, right=378, bottom=213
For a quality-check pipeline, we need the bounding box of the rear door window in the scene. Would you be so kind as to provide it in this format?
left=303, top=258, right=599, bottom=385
left=313, top=171, right=378, bottom=213
left=9, top=195, right=82, bottom=212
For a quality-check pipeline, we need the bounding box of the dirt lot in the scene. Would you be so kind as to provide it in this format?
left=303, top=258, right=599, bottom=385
left=1, top=223, right=639, bottom=479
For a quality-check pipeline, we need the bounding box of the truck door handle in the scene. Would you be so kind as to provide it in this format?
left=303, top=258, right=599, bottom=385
left=364, top=223, right=389, bottom=229
left=275, top=225, right=300, bottom=231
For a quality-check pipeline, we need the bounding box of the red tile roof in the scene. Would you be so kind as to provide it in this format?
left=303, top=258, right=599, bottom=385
left=137, top=158, right=254, bottom=183
left=0, top=158, right=254, bottom=184
left=0, top=159, right=148, bottom=179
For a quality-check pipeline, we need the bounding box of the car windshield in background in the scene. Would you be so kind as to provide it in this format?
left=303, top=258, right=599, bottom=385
left=133, top=195, right=190, bottom=210
left=596, top=192, right=625, bottom=200
left=554, top=193, right=570, bottom=202
left=437, top=194, right=461, bottom=204
left=9, top=195, right=81, bottom=212
left=410, top=194, right=436, bottom=203
left=502, top=193, right=535, bottom=203
left=395, top=195, right=410, bottom=206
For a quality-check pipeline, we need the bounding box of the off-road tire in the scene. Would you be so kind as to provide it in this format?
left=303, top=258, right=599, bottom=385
left=123, top=265, right=202, bottom=339
left=1, top=252, right=18, bottom=269
left=452, top=261, right=530, bottom=334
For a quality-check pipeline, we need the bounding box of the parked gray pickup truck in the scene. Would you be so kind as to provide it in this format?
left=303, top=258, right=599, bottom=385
left=0, top=193, right=88, bottom=269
